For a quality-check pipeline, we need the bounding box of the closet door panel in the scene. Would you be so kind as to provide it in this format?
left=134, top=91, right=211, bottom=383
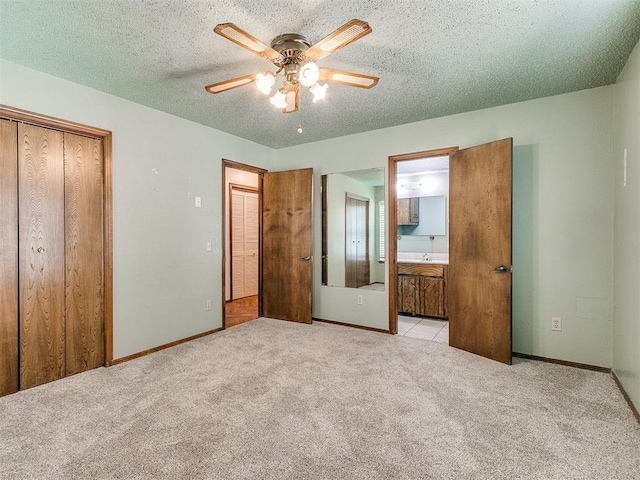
left=245, top=192, right=259, bottom=296
left=18, top=123, right=65, bottom=389
left=64, top=133, right=104, bottom=376
left=231, top=190, right=246, bottom=299
left=0, top=119, right=19, bottom=396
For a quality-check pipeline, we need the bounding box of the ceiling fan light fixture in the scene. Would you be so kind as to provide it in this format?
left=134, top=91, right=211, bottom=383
left=208, top=20, right=379, bottom=113
left=299, top=62, right=320, bottom=87
left=270, top=89, right=288, bottom=109
left=310, top=82, right=328, bottom=103
left=256, top=71, right=276, bottom=95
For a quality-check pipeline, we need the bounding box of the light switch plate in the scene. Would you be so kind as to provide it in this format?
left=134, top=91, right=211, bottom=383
left=206, top=241, right=212, bottom=252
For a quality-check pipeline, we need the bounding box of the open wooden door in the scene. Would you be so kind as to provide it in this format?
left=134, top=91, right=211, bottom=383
left=449, top=138, right=513, bottom=364
left=262, top=168, right=313, bottom=324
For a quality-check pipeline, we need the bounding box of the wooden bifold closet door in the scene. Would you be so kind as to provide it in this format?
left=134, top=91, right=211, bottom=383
left=0, top=120, right=19, bottom=396
left=230, top=187, right=259, bottom=300
left=0, top=119, right=105, bottom=394
left=64, top=132, right=104, bottom=376
left=18, top=123, right=66, bottom=389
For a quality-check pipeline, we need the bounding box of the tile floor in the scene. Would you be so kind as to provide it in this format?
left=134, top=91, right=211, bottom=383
left=398, top=315, right=449, bottom=344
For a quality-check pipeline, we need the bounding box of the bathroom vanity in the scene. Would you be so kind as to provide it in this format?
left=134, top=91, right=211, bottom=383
left=397, top=254, right=448, bottom=319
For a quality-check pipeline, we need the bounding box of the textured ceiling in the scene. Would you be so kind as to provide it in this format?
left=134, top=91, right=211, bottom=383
left=1, top=1, right=639, bottom=149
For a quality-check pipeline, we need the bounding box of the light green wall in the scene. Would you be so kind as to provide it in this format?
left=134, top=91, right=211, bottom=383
left=613, top=40, right=640, bottom=411
left=0, top=60, right=276, bottom=359
left=325, top=173, right=377, bottom=287
left=1, top=56, right=629, bottom=372
left=276, top=86, right=615, bottom=366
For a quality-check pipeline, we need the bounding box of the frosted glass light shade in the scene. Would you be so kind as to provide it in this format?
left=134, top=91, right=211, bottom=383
left=299, top=62, right=320, bottom=87
left=270, top=89, right=287, bottom=109
left=256, top=72, right=275, bottom=95
left=310, top=82, right=328, bottom=103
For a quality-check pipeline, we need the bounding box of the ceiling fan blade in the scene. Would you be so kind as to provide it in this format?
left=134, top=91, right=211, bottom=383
left=283, top=84, right=299, bottom=114
left=214, top=23, right=283, bottom=63
left=305, top=19, right=372, bottom=61
left=319, top=68, right=379, bottom=89
left=205, top=74, right=256, bottom=94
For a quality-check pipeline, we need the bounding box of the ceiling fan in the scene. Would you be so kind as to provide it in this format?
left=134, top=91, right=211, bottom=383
left=205, top=19, right=379, bottom=113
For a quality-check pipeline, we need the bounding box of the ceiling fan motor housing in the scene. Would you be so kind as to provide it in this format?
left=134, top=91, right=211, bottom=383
left=270, top=33, right=311, bottom=66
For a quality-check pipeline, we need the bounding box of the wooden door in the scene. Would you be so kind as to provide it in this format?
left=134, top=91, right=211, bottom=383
left=416, top=277, right=445, bottom=318
left=0, top=119, right=19, bottom=396
left=64, top=133, right=104, bottom=376
left=357, top=198, right=370, bottom=286
left=397, top=275, right=417, bottom=314
left=321, top=175, right=328, bottom=285
left=345, top=195, right=370, bottom=288
left=262, top=168, right=313, bottom=324
left=231, top=187, right=259, bottom=299
left=18, top=123, right=66, bottom=389
left=449, top=138, right=513, bottom=364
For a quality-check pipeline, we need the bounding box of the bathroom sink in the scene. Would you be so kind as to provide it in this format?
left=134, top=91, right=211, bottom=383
left=398, top=258, right=449, bottom=265
left=397, top=253, right=449, bottom=265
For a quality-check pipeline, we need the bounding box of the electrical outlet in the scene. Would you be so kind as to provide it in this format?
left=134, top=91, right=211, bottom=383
left=195, top=196, right=201, bottom=207
left=357, top=295, right=363, bottom=305
left=206, top=299, right=212, bottom=311
left=551, top=317, right=562, bottom=331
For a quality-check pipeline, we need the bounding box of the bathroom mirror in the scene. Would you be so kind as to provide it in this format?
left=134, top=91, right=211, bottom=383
left=397, top=195, right=447, bottom=236
left=322, top=168, right=385, bottom=290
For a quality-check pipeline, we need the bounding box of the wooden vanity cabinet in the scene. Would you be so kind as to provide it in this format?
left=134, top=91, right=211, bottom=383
left=397, top=197, right=419, bottom=225
left=397, top=263, right=447, bottom=318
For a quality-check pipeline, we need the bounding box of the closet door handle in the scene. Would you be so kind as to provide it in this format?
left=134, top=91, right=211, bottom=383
left=301, top=256, right=311, bottom=262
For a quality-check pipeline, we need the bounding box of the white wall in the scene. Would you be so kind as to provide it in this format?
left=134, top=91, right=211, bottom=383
left=613, top=40, right=640, bottom=410
left=276, top=86, right=615, bottom=366
left=0, top=60, right=275, bottom=359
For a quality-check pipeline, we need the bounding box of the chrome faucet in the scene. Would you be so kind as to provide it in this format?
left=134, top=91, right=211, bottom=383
left=422, top=253, right=430, bottom=261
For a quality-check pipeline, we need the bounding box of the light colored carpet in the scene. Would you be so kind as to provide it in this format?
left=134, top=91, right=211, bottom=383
left=1, top=318, right=638, bottom=479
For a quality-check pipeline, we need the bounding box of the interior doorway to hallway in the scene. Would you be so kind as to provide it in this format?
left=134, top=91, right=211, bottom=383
left=222, top=160, right=265, bottom=328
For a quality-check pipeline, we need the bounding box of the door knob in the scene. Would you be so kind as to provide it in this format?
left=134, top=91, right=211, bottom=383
left=37, top=247, right=44, bottom=253
left=494, top=265, right=512, bottom=273
left=301, top=256, right=311, bottom=261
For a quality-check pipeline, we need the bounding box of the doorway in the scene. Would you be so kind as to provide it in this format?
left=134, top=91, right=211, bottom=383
left=391, top=149, right=455, bottom=345
left=221, top=162, right=315, bottom=327
left=388, top=140, right=513, bottom=364
left=223, top=160, right=265, bottom=328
